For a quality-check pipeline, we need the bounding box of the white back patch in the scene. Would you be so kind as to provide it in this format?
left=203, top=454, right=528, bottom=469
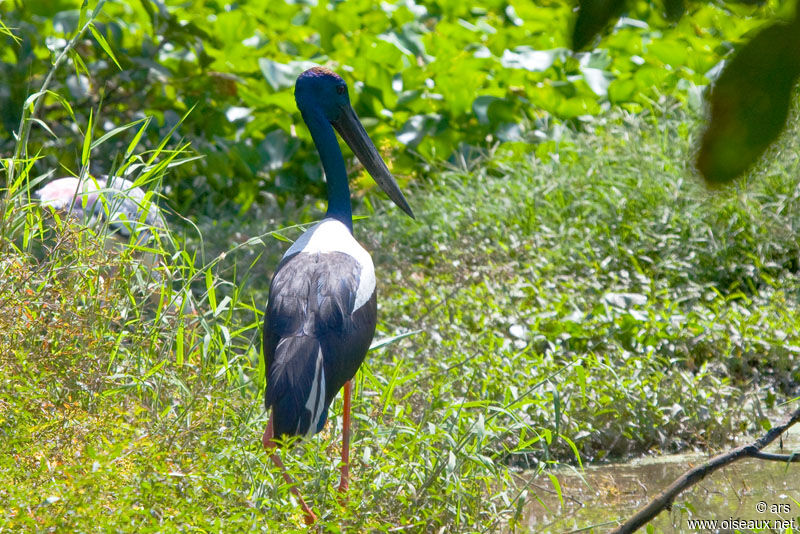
left=302, top=347, right=327, bottom=438
left=284, top=218, right=375, bottom=311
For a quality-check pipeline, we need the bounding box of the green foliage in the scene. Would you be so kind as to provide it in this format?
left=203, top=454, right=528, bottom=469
left=0, top=0, right=784, bottom=212
left=4, top=106, right=800, bottom=530
left=573, top=0, right=626, bottom=51
left=2, top=1, right=800, bottom=531
left=573, top=0, right=800, bottom=184
left=369, top=107, right=800, bottom=464
left=697, top=14, right=800, bottom=184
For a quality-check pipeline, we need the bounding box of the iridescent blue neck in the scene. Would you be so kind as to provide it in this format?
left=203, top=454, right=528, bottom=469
left=301, top=108, right=353, bottom=233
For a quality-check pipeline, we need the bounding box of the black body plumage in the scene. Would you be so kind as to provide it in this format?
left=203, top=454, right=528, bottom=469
left=264, top=250, right=377, bottom=439
left=261, top=67, right=411, bottom=468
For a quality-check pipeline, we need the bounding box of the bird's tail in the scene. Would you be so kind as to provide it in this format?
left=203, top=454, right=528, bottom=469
left=266, top=336, right=328, bottom=440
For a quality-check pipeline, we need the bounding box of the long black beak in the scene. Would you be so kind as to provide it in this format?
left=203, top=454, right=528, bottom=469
left=332, top=105, right=414, bottom=219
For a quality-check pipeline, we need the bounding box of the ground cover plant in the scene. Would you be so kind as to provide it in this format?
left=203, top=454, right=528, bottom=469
left=2, top=0, right=800, bottom=531
left=3, top=106, right=800, bottom=530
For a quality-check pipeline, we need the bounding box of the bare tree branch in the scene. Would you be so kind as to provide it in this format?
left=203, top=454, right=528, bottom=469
left=610, top=405, right=800, bottom=534
left=749, top=450, right=800, bottom=462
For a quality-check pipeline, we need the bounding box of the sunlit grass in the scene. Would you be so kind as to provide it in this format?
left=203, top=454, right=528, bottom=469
left=367, top=106, right=800, bottom=463
left=3, top=107, right=800, bottom=531
left=2, top=4, right=800, bottom=529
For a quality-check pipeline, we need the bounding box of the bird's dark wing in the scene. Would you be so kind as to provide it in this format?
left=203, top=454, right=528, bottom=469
left=265, top=335, right=322, bottom=438
left=263, top=251, right=377, bottom=438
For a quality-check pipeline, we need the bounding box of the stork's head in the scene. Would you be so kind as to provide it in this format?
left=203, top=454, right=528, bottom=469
left=294, top=67, right=414, bottom=219
left=295, top=66, right=350, bottom=122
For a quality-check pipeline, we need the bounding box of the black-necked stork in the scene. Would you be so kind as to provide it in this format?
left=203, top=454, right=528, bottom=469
left=261, top=67, right=413, bottom=522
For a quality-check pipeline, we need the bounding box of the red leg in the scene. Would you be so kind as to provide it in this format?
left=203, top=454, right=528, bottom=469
left=262, top=417, right=317, bottom=525
left=339, top=380, right=352, bottom=493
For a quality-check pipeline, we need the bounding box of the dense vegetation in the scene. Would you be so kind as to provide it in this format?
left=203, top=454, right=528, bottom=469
left=2, top=0, right=799, bottom=531
left=2, top=0, right=793, bottom=210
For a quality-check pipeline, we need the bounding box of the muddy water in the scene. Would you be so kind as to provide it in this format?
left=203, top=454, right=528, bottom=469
left=523, top=426, right=800, bottom=532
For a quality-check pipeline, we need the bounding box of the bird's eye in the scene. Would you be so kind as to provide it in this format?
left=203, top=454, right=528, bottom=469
left=336, top=85, right=346, bottom=95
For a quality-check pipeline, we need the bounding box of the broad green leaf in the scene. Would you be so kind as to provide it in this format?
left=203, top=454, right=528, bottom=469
left=396, top=114, right=444, bottom=148
left=572, top=0, right=626, bottom=51
left=500, top=46, right=563, bottom=72
left=258, top=59, right=317, bottom=91
left=663, top=0, right=685, bottom=21
left=697, top=19, right=800, bottom=184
